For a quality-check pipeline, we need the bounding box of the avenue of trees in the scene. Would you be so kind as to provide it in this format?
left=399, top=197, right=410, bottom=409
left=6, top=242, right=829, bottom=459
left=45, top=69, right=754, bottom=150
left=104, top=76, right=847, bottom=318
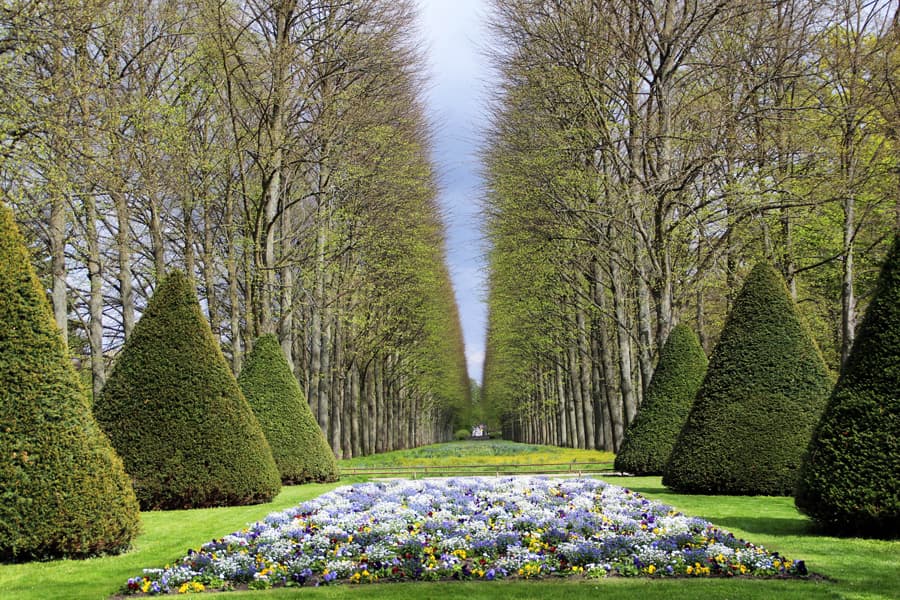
left=482, top=0, right=900, bottom=450
left=0, top=0, right=470, bottom=458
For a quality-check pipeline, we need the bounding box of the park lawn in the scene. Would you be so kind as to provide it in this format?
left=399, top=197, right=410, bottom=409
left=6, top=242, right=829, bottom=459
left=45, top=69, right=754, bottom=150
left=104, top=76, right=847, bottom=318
left=2, top=441, right=897, bottom=599
left=339, top=440, right=616, bottom=469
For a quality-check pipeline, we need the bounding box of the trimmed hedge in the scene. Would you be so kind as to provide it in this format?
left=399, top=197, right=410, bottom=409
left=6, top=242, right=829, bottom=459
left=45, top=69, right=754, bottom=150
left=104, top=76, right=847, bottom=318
left=94, top=272, right=280, bottom=510
left=796, top=236, right=900, bottom=536
left=0, top=203, right=140, bottom=560
left=238, top=335, right=338, bottom=484
left=663, top=262, right=833, bottom=495
left=614, top=324, right=707, bottom=475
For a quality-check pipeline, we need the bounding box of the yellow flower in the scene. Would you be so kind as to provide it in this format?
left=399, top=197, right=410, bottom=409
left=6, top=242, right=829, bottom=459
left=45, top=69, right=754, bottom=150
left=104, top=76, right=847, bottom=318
left=647, top=565, right=656, bottom=574
left=177, top=581, right=205, bottom=594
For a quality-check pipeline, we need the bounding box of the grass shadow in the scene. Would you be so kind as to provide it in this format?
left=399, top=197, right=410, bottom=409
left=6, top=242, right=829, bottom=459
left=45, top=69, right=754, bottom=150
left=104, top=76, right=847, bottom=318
left=709, top=516, right=813, bottom=537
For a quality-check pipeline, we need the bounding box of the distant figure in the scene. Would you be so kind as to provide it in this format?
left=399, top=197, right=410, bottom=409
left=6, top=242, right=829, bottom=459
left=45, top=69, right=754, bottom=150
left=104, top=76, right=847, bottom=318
left=471, top=424, right=486, bottom=438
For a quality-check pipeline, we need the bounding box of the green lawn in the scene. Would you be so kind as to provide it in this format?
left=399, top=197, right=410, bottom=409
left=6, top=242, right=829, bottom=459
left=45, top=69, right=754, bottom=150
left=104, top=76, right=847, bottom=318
left=2, top=441, right=897, bottom=599
left=339, top=440, right=615, bottom=469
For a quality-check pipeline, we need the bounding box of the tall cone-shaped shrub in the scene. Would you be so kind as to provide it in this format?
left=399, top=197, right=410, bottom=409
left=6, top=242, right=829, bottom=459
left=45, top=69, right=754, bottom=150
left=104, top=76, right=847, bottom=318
left=95, top=272, right=280, bottom=510
left=238, top=335, right=338, bottom=484
left=614, top=325, right=708, bottom=475
left=663, top=263, right=833, bottom=495
left=0, top=203, right=140, bottom=560
left=796, top=237, right=900, bottom=536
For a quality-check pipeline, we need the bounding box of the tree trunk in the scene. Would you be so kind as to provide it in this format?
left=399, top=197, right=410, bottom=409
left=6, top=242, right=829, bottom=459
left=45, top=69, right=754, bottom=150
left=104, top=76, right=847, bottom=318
left=225, top=186, right=242, bottom=373
left=635, top=265, right=654, bottom=398
left=149, top=193, right=166, bottom=277
left=202, top=195, right=219, bottom=335
left=609, top=248, right=632, bottom=449
left=567, top=343, right=586, bottom=448
left=50, top=196, right=68, bottom=344
left=576, top=308, right=595, bottom=449
left=85, top=196, right=105, bottom=401
left=841, top=189, right=856, bottom=366
left=113, top=191, right=135, bottom=339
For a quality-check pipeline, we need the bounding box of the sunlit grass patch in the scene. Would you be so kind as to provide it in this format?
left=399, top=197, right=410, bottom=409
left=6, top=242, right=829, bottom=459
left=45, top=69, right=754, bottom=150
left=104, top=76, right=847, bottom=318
left=340, top=440, right=615, bottom=468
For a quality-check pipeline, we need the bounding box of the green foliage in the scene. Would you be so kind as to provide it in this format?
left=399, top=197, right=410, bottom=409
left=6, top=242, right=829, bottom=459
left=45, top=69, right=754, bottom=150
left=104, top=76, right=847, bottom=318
left=663, top=263, right=833, bottom=495
left=94, top=272, right=280, bottom=510
left=0, top=203, right=140, bottom=560
left=238, top=335, right=338, bottom=484
left=454, top=429, right=471, bottom=441
left=614, top=325, right=708, bottom=475
left=796, top=236, right=900, bottom=537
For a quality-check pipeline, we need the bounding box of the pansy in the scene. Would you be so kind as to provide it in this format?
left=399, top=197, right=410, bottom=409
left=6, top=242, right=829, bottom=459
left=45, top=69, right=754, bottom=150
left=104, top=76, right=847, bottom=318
left=122, top=477, right=807, bottom=594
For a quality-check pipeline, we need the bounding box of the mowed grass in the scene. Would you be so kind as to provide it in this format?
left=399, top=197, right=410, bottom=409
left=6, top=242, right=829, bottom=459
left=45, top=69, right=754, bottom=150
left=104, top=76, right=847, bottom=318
left=339, top=440, right=616, bottom=469
left=2, top=441, right=897, bottom=599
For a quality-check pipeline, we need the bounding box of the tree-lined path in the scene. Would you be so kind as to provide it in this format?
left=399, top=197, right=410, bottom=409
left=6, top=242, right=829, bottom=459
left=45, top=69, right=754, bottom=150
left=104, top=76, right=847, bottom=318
left=1, top=0, right=898, bottom=598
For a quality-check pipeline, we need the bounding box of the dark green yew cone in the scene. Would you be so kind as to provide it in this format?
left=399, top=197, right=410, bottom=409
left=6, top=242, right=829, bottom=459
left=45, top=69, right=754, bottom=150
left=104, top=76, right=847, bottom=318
left=95, top=272, right=280, bottom=510
left=615, top=324, right=707, bottom=475
left=239, top=334, right=338, bottom=484
left=664, top=263, right=833, bottom=495
left=796, top=236, right=900, bottom=537
left=0, top=202, right=140, bottom=560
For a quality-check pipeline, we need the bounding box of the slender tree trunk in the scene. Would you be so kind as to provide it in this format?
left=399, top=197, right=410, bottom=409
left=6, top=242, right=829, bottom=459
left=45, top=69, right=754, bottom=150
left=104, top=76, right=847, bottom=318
left=593, top=261, right=617, bottom=450
left=225, top=186, right=242, bottom=373
left=149, top=193, right=166, bottom=277
left=202, top=197, right=218, bottom=335
left=555, top=362, right=568, bottom=446
left=319, top=311, right=333, bottom=453
left=576, top=308, right=595, bottom=449
left=85, top=196, right=105, bottom=401
left=635, top=266, right=654, bottom=398
left=363, top=362, right=374, bottom=455
left=350, top=360, right=361, bottom=458
left=567, top=343, right=586, bottom=448
left=113, top=191, right=135, bottom=339
left=375, top=357, right=385, bottom=453
left=50, top=196, right=68, bottom=345
left=183, top=201, right=196, bottom=289
left=330, top=316, right=342, bottom=457
left=841, top=189, right=856, bottom=366
left=279, top=205, right=294, bottom=368
left=609, top=247, right=632, bottom=449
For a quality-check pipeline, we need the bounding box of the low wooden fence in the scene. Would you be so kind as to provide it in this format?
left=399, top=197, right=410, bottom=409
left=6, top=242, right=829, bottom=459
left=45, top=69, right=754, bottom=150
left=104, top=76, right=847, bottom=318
left=340, top=461, right=624, bottom=479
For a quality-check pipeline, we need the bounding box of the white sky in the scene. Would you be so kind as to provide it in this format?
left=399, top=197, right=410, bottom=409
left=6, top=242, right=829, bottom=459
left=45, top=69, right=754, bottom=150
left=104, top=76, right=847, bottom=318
left=417, top=0, right=491, bottom=384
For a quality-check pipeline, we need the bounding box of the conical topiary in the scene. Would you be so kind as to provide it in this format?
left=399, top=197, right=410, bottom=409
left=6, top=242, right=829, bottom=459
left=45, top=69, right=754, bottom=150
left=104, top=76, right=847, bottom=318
left=0, top=202, right=140, bottom=560
left=663, top=262, right=833, bottom=495
left=238, top=335, right=338, bottom=484
left=614, top=324, right=708, bottom=475
left=796, top=236, right=899, bottom=536
left=94, top=272, right=280, bottom=510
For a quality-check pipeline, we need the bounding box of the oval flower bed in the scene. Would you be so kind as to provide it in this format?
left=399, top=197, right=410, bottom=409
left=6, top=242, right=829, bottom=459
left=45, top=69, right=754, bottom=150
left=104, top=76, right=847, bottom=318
left=124, top=477, right=807, bottom=594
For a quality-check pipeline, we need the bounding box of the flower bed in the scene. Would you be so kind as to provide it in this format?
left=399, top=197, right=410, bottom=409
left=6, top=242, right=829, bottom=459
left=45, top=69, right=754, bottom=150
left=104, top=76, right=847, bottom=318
left=124, top=477, right=807, bottom=594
